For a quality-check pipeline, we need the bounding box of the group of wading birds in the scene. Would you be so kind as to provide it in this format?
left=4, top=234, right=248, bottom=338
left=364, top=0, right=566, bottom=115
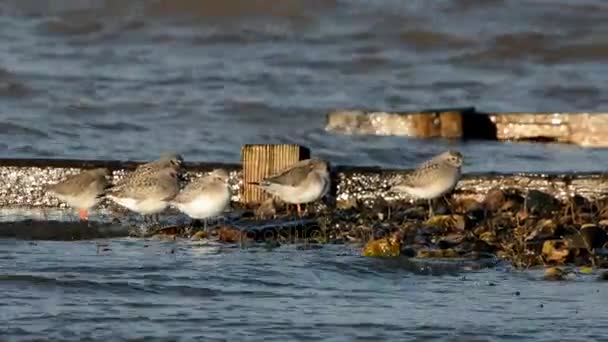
left=46, top=150, right=463, bottom=227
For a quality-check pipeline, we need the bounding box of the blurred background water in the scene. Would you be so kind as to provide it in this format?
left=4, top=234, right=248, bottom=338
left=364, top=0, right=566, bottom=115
left=1, top=0, right=608, bottom=172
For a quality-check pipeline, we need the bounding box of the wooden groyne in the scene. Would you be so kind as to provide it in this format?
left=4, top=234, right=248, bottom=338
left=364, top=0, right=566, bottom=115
left=325, top=108, right=608, bottom=147
left=3, top=150, right=608, bottom=272
left=2, top=157, right=608, bottom=210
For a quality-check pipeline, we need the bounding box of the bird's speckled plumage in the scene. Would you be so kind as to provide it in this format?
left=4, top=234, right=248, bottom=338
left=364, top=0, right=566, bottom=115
left=390, top=150, right=463, bottom=216
left=105, top=166, right=180, bottom=216
left=131, top=153, right=184, bottom=178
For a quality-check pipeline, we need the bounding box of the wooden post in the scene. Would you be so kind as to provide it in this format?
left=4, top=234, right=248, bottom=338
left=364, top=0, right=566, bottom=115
left=411, top=113, right=440, bottom=138
left=439, top=111, right=463, bottom=138
left=240, top=144, right=310, bottom=205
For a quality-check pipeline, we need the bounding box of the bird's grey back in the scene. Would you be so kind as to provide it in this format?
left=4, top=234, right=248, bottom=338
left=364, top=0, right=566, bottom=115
left=395, top=154, right=460, bottom=188
left=113, top=155, right=182, bottom=190
left=263, top=159, right=317, bottom=187
left=48, top=168, right=110, bottom=195
left=107, top=167, right=179, bottom=200
left=173, top=174, right=226, bottom=203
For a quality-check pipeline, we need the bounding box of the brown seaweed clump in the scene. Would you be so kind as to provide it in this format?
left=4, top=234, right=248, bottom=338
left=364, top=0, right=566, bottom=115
left=356, top=188, right=608, bottom=269
left=111, top=186, right=608, bottom=270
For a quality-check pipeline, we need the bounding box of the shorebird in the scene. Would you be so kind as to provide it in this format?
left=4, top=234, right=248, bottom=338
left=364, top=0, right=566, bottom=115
left=103, top=165, right=180, bottom=223
left=389, top=150, right=463, bottom=217
left=171, top=169, right=231, bottom=229
left=251, top=159, right=330, bottom=217
left=46, top=168, right=111, bottom=221
left=133, top=153, right=184, bottom=176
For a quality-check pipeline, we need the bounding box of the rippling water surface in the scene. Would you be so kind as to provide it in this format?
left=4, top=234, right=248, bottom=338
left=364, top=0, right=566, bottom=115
left=1, top=0, right=608, bottom=172
left=1, top=239, right=607, bottom=341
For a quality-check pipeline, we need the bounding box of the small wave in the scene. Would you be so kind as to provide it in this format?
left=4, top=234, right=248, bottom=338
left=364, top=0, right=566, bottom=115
left=8, top=146, right=57, bottom=157
left=460, top=32, right=553, bottom=63
left=150, top=284, right=219, bottom=298
left=143, top=0, right=336, bottom=20
left=399, top=30, right=474, bottom=51
left=452, top=32, right=608, bottom=66
left=191, top=31, right=285, bottom=45
left=446, top=0, right=506, bottom=12
left=87, top=122, right=148, bottom=133
left=0, top=274, right=162, bottom=294
left=37, top=18, right=104, bottom=36
left=544, top=43, right=608, bottom=64
left=533, top=85, right=601, bottom=107
left=0, top=68, right=30, bottom=98
left=0, top=122, right=48, bottom=138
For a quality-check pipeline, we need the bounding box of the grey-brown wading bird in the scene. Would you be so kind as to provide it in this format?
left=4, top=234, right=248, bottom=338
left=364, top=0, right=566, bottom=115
left=171, top=169, right=231, bottom=228
left=250, top=159, right=330, bottom=217
left=46, top=168, right=111, bottom=221
left=389, top=150, right=463, bottom=218
left=132, top=153, right=184, bottom=176
left=101, top=153, right=183, bottom=223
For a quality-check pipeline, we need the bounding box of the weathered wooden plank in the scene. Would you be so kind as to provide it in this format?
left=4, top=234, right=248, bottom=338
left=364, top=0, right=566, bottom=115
left=325, top=107, right=472, bottom=138
left=325, top=109, right=608, bottom=147
left=240, top=144, right=310, bottom=205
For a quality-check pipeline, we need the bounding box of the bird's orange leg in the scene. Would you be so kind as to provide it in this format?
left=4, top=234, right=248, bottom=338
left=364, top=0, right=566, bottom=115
left=297, top=204, right=302, bottom=217
left=79, top=209, right=89, bottom=221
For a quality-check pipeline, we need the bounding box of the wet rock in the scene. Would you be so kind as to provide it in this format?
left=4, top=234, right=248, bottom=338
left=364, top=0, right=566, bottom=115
left=471, top=239, right=495, bottom=254
left=525, top=219, right=558, bottom=241
left=455, top=198, right=485, bottom=221
left=416, top=248, right=459, bottom=258
left=400, top=246, right=417, bottom=257
left=571, top=195, right=592, bottom=212
left=336, top=197, right=358, bottom=210
left=483, top=188, right=506, bottom=212
left=544, top=267, right=566, bottom=281
left=151, top=233, right=177, bottom=240
left=190, top=230, right=208, bottom=241
left=255, top=198, right=277, bottom=219
left=218, top=226, right=242, bottom=243
left=424, top=214, right=466, bottom=232
left=403, top=206, right=427, bottom=220
left=526, top=190, right=561, bottom=216
left=542, top=240, right=571, bottom=264
left=437, top=233, right=465, bottom=248
left=479, top=231, right=498, bottom=246
left=498, top=199, right=518, bottom=213
left=486, top=213, right=515, bottom=231
left=151, top=225, right=183, bottom=237
left=580, top=224, right=608, bottom=249
left=499, top=189, right=526, bottom=212
left=578, top=266, right=594, bottom=274
left=371, top=223, right=393, bottom=240
left=516, top=209, right=530, bottom=222
left=361, top=233, right=401, bottom=257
